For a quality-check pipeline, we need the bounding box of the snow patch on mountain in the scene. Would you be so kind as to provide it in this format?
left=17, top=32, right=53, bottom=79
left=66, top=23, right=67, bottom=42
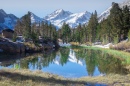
left=65, top=11, right=91, bottom=28
left=0, top=9, right=18, bottom=31
left=98, top=0, right=130, bottom=22
left=31, top=12, right=43, bottom=23
left=3, top=17, right=13, bottom=29
left=98, top=6, right=112, bottom=23
left=119, top=0, right=130, bottom=8
left=45, top=9, right=91, bottom=28
left=45, top=9, right=72, bottom=21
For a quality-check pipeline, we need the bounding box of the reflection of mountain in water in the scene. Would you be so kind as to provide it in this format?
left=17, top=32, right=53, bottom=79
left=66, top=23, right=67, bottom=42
left=68, top=49, right=85, bottom=66
left=53, top=49, right=85, bottom=66
left=53, top=54, right=61, bottom=65
left=0, top=48, right=129, bottom=77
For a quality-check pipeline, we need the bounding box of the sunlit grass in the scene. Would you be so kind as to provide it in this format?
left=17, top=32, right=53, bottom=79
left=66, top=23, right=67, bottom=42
left=110, top=41, right=130, bottom=51
left=62, top=45, right=130, bottom=65
left=79, top=74, right=130, bottom=86
left=0, top=68, right=85, bottom=86
left=0, top=68, right=130, bottom=86
left=81, top=45, right=130, bottom=65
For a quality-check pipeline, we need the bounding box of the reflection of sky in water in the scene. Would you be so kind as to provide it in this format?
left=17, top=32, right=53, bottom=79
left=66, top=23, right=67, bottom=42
left=27, top=49, right=101, bottom=78
left=0, top=49, right=102, bottom=78
left=0, top=65, right=13, bottom=69
left=28, top=61, right=101, bottom=78
left=42, top=63, right=100, bottom=78
left=0, top=48, right=125, bottom=79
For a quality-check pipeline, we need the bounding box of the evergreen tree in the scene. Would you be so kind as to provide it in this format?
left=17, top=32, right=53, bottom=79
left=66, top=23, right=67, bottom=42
left=61, top=22, right=71, bottom=43
left=109, top=3, right=123, bottom=42
left=122, top=5, right=130, bottom=38
left=87, top=11, right=98, bottom=43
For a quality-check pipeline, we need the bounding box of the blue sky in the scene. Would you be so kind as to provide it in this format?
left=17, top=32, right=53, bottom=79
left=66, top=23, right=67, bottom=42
left=0, top=0, right=124, bottom=18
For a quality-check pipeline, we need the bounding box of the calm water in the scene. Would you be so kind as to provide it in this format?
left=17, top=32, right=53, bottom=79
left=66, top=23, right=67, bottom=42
left=0, top=48, right=128, bottom=78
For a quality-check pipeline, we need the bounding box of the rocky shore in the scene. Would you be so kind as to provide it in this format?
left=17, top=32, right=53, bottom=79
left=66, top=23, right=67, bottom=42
left=0, top=37, right=59, bottom=54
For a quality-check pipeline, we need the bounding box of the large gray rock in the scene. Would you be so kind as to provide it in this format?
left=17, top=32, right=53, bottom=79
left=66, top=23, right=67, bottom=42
left=0, top=41, right=25, bottom=54
left=16, top=43, right=25, bottom=53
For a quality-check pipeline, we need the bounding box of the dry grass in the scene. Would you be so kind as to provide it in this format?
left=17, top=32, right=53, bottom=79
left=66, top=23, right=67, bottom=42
left=24, top=42, right=42, bottom=52
left=70, top=42, right=92, bottom=46
left=110, top=41, right=130, bottom=52
left=24, top=42, right=37, bottom=49
left=0, top=69, right=130, bottom=86
left=0, top=68, right=86, bottom=86
left=79, top=74, right=130, bottom=86
left=70, top=42, right=80, bottom=46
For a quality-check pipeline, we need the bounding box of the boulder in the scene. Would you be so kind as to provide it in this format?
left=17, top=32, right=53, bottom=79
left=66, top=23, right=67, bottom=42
left=17, top=43, right=25, bottom=53
left=0, top=41, right=25, bottom=54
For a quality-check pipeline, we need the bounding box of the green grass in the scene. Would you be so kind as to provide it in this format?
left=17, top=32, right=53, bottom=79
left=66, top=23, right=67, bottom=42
left=61, top=45, right=130, bottom=65
left=85, top=46, right=130, bottom=65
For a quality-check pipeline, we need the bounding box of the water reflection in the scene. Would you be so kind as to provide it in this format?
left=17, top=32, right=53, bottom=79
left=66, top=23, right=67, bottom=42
left=0, top=48, right=128, bottom=78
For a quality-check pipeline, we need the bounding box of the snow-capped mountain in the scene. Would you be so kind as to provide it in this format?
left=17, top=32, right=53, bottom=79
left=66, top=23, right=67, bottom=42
left=30, top=12, right=43, bottom=24
left=65, top=11, right=91, bottom=28
left=53, top=49, right=85, bottom=66
left=68, top=49, right=85, bottom=66
left=45, top=9, right=91, bottom=28
left=98, top=6, right=112, bottom=22
left=45, top=9, right=72, bottom=21
left=98, top=0, right=130, bottom=22
left=0, top=9, right=18, bottom=31
left=119, top=0, right=130, bottom=8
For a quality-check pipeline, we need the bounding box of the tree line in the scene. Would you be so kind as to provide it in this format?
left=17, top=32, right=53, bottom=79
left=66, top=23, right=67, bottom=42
left=14, top=12, right=58, bottom=43
left=58, top=2, right=130, bottom=44
left=14, top=2, right=130, bottom=45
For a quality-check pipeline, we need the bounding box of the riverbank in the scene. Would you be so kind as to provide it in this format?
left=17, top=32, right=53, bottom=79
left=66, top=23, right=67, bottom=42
left=0, top=37, right=59, bottom=54
left=0, top=68, right=130, bottom=86
left=62, top=44, right=130, bottom=64
left=61, top=45, right=130, bottom=72
left=0, top=68, right=86, bottom=86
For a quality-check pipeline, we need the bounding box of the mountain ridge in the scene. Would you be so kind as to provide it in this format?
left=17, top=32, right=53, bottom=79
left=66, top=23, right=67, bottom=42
left=98, top=0, right=130, bottom=22
left=45, top=9, right=91, bottom=28
left=0, top=9, right=18, bottom=31
left=0, top=0, right=129, bottom=31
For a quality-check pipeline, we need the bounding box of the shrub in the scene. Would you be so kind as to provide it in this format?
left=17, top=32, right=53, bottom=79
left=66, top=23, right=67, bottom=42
left=110, top=41, right=130, bottom=51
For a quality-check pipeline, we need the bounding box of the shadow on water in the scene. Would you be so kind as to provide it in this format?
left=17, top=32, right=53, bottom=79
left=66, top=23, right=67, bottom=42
left=86, top=83, right=107, bottom=86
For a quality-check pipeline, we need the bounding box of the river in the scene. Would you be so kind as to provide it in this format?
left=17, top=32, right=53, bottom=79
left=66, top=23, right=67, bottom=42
left=0, top=47, right=129, bottom=78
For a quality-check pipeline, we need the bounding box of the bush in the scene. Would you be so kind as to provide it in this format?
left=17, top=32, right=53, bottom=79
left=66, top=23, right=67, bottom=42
left=110, top=41, right=130, bottom=51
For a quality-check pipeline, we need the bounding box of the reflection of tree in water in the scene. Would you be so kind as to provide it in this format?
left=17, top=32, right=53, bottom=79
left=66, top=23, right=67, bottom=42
left=0, top=48, right=128, bottom=75
left=19, top=52, right=56, bottom=69
left=85, top=49, right=97, bottom=76
left=97, top=51, right=128, bottom=75
left=41, top=51, right=56, bottom=67
left=72, top=49, right=97, bottom=76
left=20, top=55, right=39, bottom=69
left=73, top=48, right=128, bottom=76
left=59, top=48, right=69, bottom=66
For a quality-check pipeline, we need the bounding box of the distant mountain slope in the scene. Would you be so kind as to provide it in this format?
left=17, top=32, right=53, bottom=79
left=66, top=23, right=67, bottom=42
left=98, top=6, right=112, bottom=23
left=98, top=0, right=130, bottom=22
left=120, top=0, right=130, bottom=8
left=30, top=12, right=43, bottom=24
left=0, top=9, right=18, bottom=32
left=44, top=9, right=91, bottom=28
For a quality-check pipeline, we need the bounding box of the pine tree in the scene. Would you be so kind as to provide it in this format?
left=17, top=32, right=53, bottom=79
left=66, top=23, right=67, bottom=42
left=109, top=3, right=123, bottom=42
left=87, top=11, right=98, bottom=43
left=61, top=22, right=71, bottom=43
left=122, top=5, right=130, bottom=39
